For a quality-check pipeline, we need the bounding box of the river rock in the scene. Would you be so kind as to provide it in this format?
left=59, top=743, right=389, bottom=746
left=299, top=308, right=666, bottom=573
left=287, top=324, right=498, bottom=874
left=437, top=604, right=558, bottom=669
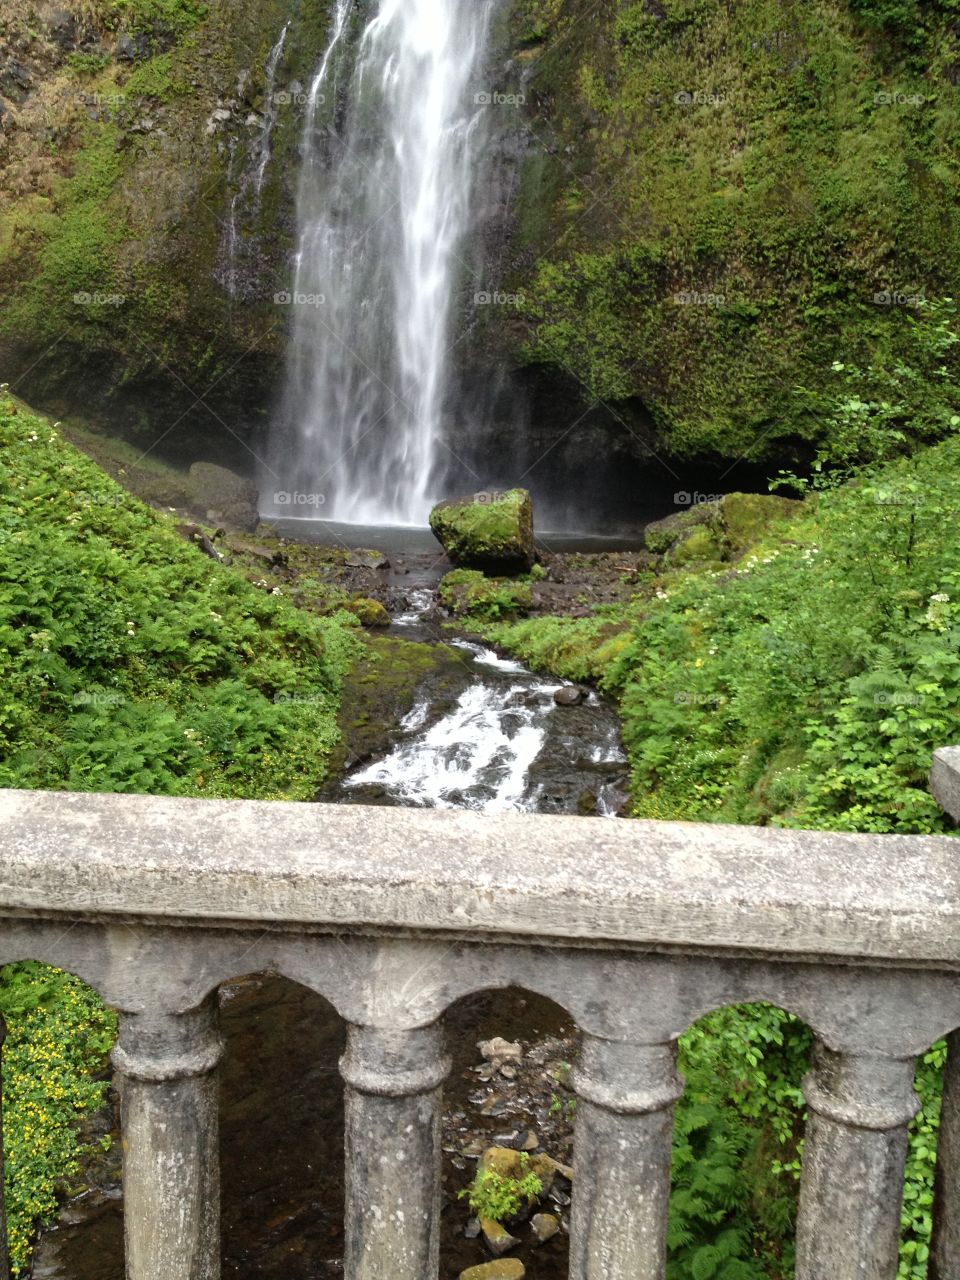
left=460, top=1260, right=525, bottom=1280
left=553, top=685, right=585, bottom=706
left=644, top=492, right=801, bottom=565
left=478, top=1037, right=522, bottom=1075
left=429, top=489, right=535, bottom=574
left=225, top=536, right=286, bottom=567
left=530, top=1212, right=560, bottom=1243
left=344, top=596, right=390, bottom=627
left=345, top=550, right=390, bottom=570
left=480, top=1218, right=521, bottom=1256
left=188, top=462, right=259, bottom=532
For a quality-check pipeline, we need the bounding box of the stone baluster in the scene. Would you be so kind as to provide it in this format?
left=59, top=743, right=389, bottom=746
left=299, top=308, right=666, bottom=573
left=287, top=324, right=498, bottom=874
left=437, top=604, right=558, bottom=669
left=930, top=1029, right=960, bottom=1280
left=0, top=1015, right=9, bottom=1280
left=112, top=998, right=224, bottom=1280
left=796, top=1040, right=919, bottom=1280
left=569, top=1034, right=684, bottom=1279
left=340, top=1023, right=450, bottom=1280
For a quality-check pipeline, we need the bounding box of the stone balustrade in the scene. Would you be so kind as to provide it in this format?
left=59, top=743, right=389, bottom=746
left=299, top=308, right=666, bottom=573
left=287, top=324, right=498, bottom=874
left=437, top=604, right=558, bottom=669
left=2, top=756, right=960, bottom=1279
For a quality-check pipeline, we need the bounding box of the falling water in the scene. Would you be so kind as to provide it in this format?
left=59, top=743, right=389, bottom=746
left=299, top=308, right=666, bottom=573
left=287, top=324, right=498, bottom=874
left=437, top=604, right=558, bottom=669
left=219, top=20, right=290, bottom=299
left=263, top=0, right=496, bottom=525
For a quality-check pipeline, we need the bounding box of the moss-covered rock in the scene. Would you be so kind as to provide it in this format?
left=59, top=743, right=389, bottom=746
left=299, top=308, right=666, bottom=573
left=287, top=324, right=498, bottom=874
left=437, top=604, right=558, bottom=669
left=438, top=569, right=533, bottom=620
left=344, top=597, right=391, bottom=627
left=430, top=489, right=535, bottom=574
left=645, top=492, right=801, bottom=564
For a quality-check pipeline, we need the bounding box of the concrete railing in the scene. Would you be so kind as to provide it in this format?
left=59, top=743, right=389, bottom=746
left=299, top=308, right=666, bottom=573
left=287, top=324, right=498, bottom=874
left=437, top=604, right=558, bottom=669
left=3, top=759, right=960, bottom=1279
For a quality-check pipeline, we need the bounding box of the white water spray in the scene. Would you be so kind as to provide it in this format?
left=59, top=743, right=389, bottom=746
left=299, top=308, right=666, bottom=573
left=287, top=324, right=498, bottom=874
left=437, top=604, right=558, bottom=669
left=264, top=0, right=495, bottom=524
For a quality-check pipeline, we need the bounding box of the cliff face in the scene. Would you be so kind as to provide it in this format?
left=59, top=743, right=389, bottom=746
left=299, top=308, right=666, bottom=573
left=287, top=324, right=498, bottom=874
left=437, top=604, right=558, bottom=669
left=0, top=0, right=328, bottom=462
left=496, top=0, right=960, bottom=467
left=1, top=0, right=958, bottom=479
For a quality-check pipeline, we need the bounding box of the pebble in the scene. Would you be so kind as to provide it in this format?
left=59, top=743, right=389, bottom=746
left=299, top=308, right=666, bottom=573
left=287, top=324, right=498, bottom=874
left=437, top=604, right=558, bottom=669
left=481, top=1217, right=521, bottom=1256
left=531, top=1212, right=560, bottom=1243
left=554, top=685, right=585, bottom=706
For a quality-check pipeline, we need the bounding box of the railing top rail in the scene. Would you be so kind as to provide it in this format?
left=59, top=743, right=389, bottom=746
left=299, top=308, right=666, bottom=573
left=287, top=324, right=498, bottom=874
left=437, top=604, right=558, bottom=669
left=2, top=787, right=959, bottom=965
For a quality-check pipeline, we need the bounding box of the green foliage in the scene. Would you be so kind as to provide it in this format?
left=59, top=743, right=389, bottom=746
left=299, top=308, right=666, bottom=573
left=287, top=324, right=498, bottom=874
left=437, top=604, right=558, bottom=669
left=0, top=963, right=117, bottom=1272
left=670, top=1005, right=809, bottom=1280
left=100, top=0, right=207, bottom=37
left=65, top=51, right=112, bottom=75
left=458, top=1154, right=543, bottom=1223
left=774, top=299, right=960, bottom=489
left=438, top=569, right=533, bottom=621
left=0, top=397, right=360, bottom=798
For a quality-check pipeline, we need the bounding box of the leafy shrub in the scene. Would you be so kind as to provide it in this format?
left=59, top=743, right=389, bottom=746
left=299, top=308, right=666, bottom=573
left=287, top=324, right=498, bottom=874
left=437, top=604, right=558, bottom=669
left=0, top=964, right=117, bottom=1272
left=438, top=569, right=533, bottom=621
left=459, top=1154, right=543, bottom=1223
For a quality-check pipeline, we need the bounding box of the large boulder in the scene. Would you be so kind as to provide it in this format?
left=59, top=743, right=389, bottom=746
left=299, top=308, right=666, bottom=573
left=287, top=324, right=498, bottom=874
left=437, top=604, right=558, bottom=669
left=644, top=492, right=801, bottom=566
left=188, top=462, right=259, bottom=533
left=429, top=489, right=535, bottom=575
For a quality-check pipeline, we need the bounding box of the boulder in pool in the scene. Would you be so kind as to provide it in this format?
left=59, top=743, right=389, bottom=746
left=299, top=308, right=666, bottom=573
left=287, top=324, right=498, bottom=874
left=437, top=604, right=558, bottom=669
left=429, top=489, right=535, bottom=575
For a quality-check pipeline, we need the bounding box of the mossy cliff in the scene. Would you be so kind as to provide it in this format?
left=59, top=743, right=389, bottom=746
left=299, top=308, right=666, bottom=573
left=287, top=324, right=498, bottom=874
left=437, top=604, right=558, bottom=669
left=491, top=0, right=960, bottom=466
left=0, top=0, right=331, bottom=457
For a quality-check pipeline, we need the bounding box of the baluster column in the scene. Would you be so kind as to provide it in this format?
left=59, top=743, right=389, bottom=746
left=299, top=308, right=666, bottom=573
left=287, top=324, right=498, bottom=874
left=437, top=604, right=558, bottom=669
left=340, top=1022, right=450, bottom=1280
left=112, top=997, right=224, bottom=1280
left=796, top=1040, right=919, bottom=1280
left=0, top=1015, right=9, bottom=1280
left=930, top=1029, right=960, bottom=1279
left=570, top=1034, right=684, bottom=1279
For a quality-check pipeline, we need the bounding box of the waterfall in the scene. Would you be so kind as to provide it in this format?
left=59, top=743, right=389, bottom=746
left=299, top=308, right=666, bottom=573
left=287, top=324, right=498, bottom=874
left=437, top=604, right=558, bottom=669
left=264, top=0, right=496, bottom=525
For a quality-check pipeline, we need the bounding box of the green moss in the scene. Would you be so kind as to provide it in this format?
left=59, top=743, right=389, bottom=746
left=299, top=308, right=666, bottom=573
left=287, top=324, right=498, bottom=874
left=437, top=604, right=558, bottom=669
left=438, top=569, right=533, bottom=620
left=508, top=0, right=960, bottom=463
left=429, top=489, right=534, bottom=572
left=345, top=596, right=391, bottom=627
left=644, top=493, right=801, bottom=563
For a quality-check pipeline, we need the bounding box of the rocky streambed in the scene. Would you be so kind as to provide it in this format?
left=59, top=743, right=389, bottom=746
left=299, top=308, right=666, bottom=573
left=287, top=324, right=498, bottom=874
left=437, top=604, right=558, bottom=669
left=32, top=978, right=578, bottom=1280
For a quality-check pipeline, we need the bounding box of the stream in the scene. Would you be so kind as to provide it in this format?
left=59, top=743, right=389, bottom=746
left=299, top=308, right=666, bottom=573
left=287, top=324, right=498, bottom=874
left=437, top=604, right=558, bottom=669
left=29, top=530, right=631, bottom=1279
